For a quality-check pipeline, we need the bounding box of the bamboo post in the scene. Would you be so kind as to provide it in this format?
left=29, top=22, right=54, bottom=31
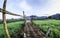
left=46, top=26, right=50, bottom=37
left=2, top=0, right=11, bottom=38
left=23, top=11, right=25, bottom=19
left=23, top=11, right=26, bottom=22
left=23, top=11, right=27, bottom=38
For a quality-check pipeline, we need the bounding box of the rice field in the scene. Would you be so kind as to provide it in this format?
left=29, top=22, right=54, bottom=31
left=0, top=21, right=24, bottom=38
left=33, top=20, right=60, bottom=38
left=0, top=20, right=60, bottom=38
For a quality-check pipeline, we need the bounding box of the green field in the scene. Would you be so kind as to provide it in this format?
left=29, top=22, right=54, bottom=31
left=0, top=20, right=60, bottom=38
left=33, top=20, right=60, bottom=38
left=0, top=21, right=24, bottom=38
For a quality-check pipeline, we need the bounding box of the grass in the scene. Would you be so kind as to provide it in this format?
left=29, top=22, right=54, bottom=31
left=0, top=20, right=60, bottom=38
left=0, top=21, right=24, bottom=38
left=33, top=19, right=60, bottom=38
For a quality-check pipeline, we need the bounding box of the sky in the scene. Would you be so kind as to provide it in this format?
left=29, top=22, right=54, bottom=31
left=0, top=0, right=60, bottom=19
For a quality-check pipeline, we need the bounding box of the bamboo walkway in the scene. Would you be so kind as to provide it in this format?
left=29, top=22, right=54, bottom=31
left=13, top=20, right=47, bottom=38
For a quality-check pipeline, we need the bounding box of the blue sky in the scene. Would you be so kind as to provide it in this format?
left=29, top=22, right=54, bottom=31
left=0, top=0, right=60, bottom=19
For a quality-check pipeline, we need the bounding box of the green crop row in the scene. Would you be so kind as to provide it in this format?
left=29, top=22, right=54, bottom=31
left=33, top=19, right=60, bottom=38
left=0, top=21, right=24, bottom=38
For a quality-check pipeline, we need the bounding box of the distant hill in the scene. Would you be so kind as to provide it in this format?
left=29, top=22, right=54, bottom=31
left=26, top=15, right=47, bottom=19
left=26, top=13, right=60, bottom=20
left=48, top=13, right=60, bottom=19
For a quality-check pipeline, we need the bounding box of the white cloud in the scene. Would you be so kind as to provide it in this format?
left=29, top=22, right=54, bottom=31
left=19, top=0, right=32, bottom=11
left=46, top=0, right=60, bottom=15
left=32, top=0, right=60, bottom=16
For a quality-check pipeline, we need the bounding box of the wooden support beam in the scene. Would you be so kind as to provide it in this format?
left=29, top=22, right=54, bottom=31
left=2, top=0, right=11, bottom=38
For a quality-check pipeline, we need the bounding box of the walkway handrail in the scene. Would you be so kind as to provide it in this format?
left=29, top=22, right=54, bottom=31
left=0, top=8, right=23, bottom=17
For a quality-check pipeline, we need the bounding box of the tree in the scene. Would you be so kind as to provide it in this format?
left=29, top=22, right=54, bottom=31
left=48, top=16, right=52, bottom=19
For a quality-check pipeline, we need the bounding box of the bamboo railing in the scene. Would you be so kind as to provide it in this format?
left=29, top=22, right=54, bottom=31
left=0, top=8, right=23, bottom=17
left=0, top=0, right=23, bottom=38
